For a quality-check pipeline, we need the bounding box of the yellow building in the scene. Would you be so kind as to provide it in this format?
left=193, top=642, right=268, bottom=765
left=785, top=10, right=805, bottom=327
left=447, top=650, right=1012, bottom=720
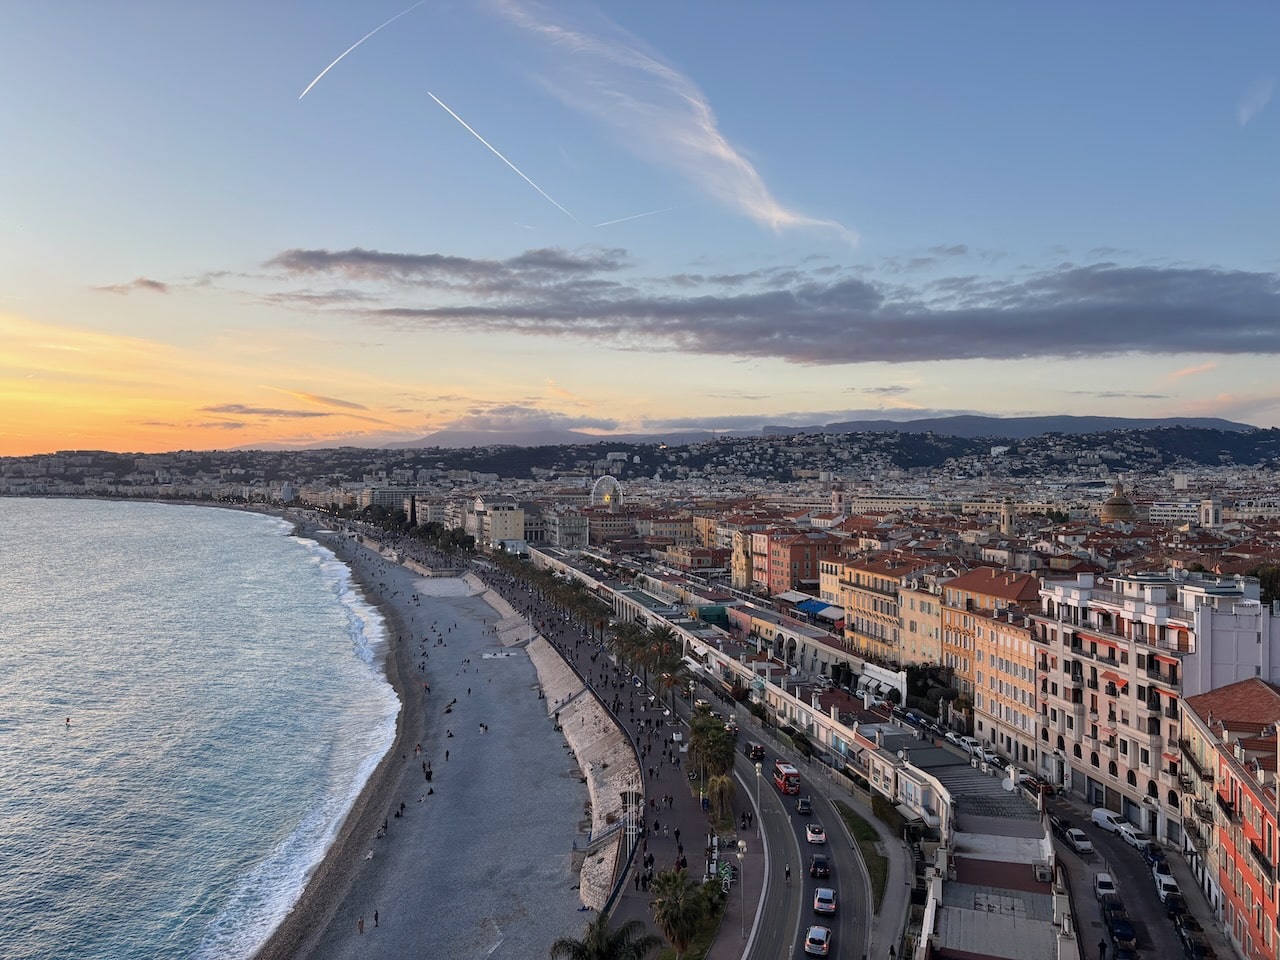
left=972, top=607, right=1039, bottom=766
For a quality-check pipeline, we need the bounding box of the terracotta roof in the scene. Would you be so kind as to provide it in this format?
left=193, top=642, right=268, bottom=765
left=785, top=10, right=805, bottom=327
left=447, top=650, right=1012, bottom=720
left=1184, top=678, right=1280, bottom=728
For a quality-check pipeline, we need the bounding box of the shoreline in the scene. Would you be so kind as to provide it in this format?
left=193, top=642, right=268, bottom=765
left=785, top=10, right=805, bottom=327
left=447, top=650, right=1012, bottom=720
left=250, top=525, right=426, bottom=960
left=251, top=521, right=600, bottom=959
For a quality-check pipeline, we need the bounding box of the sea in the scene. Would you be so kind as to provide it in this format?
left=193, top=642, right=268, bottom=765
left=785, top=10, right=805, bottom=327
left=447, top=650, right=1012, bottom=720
left=0, top=498, right=400, bottom=960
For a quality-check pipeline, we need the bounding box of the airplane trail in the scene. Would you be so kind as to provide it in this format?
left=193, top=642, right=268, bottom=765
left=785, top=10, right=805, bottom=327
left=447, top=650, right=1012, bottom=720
left=427, top=91, right=580, bottom=224
left=594, top=207, right=675, bottom=228
left=298, top=0, right=426, bottom=100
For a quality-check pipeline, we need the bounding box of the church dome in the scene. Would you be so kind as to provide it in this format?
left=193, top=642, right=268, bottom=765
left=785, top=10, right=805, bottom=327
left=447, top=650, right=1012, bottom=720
left=1100, top=481, right=1136, bottom=523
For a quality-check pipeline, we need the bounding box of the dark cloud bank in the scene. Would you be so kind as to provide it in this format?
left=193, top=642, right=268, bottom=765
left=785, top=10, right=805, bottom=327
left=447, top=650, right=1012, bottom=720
left=265, top=246, right=1280, bottom=365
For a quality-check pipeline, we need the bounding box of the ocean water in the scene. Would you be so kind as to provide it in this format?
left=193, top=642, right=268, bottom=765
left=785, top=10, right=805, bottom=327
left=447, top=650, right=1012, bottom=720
left=0, top=498, right=399, bottom=960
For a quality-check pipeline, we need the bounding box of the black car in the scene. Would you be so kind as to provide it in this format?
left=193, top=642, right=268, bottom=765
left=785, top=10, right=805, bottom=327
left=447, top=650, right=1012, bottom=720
left=1163, top=893, right=1189, bottom=918
left=744, top=742, right=766, bottom=762
left=1099, top=894, right=1126, bottom=924
left=1182, top=934, right=1217, bottom=960
left=796, top=796, right=813, bottom=815
left=809, top=853, right=830, bottom=878
left=1109, top=917, right=1138, bottom=951
left=1048, top=814, right=1074, bottom=840
left=1174, top=913, right=1205, bottom=944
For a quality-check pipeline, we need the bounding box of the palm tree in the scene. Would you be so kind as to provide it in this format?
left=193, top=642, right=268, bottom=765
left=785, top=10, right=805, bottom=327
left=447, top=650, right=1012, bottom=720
left=549, top=913, right=661, bottom=960
left=706, top=773, right=735, bottom=821
left=648, top=869, right=706, bottom=959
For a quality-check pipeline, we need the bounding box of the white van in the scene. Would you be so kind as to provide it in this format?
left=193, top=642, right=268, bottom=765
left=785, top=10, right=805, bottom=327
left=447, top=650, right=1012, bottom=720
left=1091, top=808, right=1127, bottom=833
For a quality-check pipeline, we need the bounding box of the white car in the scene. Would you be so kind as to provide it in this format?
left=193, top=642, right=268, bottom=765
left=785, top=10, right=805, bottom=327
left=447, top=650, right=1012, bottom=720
left=1091, top=808, right=1128, bottom=833
left=1093, top=872, right=1117, bottom=900
left=958, top=736, right=980, bottom=754
left=804, top=925, right=832, bottom=956
left=1064, top=828, right=1094, bottom=855
left=806, top=823, right=827, bottom=844
left=1118, top=825, right=1151, bottom=850
left=813, top=887, right=837, bottom=915
left=1154, top=872, right=1180, bottom=902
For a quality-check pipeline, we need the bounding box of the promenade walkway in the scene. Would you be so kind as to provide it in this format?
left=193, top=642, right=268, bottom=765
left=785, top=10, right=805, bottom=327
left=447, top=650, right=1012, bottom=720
left=472, top=561, right=914, bottom=960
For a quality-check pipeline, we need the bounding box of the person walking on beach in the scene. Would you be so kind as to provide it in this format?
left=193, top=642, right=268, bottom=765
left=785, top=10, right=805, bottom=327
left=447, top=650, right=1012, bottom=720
left=358, top=917, right=364, bottom=934
left=374, top=910, right=378, bottom=928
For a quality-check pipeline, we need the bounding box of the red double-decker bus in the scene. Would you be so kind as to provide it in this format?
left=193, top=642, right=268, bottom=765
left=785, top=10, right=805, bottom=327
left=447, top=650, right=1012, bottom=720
left=773, top=759, right=800, bottom=795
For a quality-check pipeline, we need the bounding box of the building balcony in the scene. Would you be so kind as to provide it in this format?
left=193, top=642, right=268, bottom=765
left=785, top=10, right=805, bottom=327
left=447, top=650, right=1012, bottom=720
left=1184, top=818, right=1210, bottom=855
left=1164, top=705, right=1179, bottom=720
left=1145, top=698, right=1161, bottom=713
left=1216, top=792, right=1240, bottom=824
left=1194, top=801, right=1214, bottom=824
left=1250, top=840, right=1275, bottom=879
left=1179, top=742, right=1215, bottom=782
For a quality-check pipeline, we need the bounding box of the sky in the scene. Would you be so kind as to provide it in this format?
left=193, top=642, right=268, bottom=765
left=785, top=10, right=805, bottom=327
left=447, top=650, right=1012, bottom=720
left=1, top=2, right=1278, bottom=456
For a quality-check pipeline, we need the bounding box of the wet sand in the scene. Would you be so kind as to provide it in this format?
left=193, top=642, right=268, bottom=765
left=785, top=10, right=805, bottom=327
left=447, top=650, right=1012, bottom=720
left=251, top=529, right=589, bottom=960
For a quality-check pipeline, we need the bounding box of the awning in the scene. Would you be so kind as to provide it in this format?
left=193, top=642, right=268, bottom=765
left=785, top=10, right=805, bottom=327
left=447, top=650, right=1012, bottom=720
left=795, top=598, right=827, bottom=615
left=895, top=803, right=925, bottom=823
left=1100, top=670, right=1128, bottom=687
left=816, top=605, right=845, bottom=621
left=774, top=590, right=812, bottom=604
left=857, top=675, right=873, bottom=689
left=1162, top=752, right=1180, bottom=763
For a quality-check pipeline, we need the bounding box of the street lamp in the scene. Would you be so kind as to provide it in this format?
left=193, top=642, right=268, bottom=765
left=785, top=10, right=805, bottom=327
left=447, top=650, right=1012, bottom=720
left=754, top=762, right=763, bottom=837
left=737, top=839, right=747, bottom=938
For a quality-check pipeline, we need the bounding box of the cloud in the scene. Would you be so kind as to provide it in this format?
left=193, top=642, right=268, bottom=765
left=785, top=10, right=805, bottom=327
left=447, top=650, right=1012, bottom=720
left=927, top=245, right=968, bottom=257
left=438, top=403, right=618, bottom=432
left=201, top=404, right=334, bottom=419
left=266, top=247, right=1280, bottom=367
left=1068, top=390, right=1169, bottom=400
left=95, top=277, right=169, bottom=295
left=1166, top=362, right=1218, bottom=381
left=854, top=385, right=912, bottom=396
left=273, top=390, right=369, bottom=410
left=493, top=0, right=851, bottom=239
left=639, top=407, right=978, bottom=432
left=1238, top=75, right=1276, bottom=126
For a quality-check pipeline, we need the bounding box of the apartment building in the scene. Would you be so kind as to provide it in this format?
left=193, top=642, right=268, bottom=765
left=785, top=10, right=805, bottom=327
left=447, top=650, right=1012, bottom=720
left=764, top=529, right=841, bottom=597
left=940, top=567, right=1041, bottom=709
left=899, top=577, right=945, bottom=666
left=833, top=554, right=940, bottom=663
left=1032, top=569, right=1279, bottom=845
left=1182, top=680, right=1280, bottom=960
left=972, top=607, right=1040, bottom=767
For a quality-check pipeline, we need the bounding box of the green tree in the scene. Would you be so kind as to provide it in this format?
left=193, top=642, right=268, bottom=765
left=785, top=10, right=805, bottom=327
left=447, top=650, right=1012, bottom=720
left=648, top=869, right=706, bottom=959
left=707, top=773, right=735, bottom=821
left=549, top=914, right=661, bottom=960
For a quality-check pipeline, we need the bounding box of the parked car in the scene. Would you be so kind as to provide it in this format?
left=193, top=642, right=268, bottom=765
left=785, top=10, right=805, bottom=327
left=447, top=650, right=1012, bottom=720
left=809, top=853, right=830, bottom=878
left=1094, top=872, right=1118, bottom=900
left=958, top=736, right=980, bottom=754
left=1153, top=860, right=1173, bottom=880
left=1112, top=948, right=1141, bottom=960
left=1092, top=808, right=1129, bottom=833
left=803, top=925, right=833, bottom=957
left=944, top=731, right=962, bottom=746
left=980, top=749, right=1002, bottom=765
left=1109, top=916, right=1138, bottom=951
left=1143, top=842, right=1168, bottom=867
left=795, top=796, right=813, bottom=816
left=1174, top=913, right=1204, bottom=944
left=1065, top=828, right=1094, bottom=855
left=806, top=823, right=827, bottom=844
left=1181, top=934, right=1217, bottom=960
left=1119, top=825, right=1152, bottom=850
left=1162, top=893, right=1189, bottom=918
left=1155, top=873, right=1181, bottom=903
left=1049, top=814, right=1074, bottom=840
left=813, top=887, right=837, bottom=915
left=1099, top=894, right=1127, bottom=924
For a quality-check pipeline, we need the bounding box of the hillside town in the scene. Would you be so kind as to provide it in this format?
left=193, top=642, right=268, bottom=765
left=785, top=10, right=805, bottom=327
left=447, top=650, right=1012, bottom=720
left=6, top=428, right=1280, bottom=960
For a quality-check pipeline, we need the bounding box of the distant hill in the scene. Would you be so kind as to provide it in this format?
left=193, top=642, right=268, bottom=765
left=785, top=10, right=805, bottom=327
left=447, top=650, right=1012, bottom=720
left=386, top=428, right=726, bottom=449
left=762, top=415, right=1255, bottom=440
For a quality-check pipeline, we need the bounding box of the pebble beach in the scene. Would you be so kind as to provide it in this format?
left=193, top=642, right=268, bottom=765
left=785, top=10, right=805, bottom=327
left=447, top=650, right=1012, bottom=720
left=251, top=526, right=597, bottom=960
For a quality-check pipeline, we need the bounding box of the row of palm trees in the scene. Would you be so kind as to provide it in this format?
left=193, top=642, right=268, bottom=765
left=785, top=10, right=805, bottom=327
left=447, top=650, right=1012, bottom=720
left=551, top=866, right=722, bottom=960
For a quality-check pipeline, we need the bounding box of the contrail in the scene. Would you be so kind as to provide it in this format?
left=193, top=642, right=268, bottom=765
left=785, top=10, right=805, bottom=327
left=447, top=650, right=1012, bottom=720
left=427, top=91, right=580, bottom=224
left=298, top=1, right=426, bottom=100
left=594, top=206, right=675, bottom=228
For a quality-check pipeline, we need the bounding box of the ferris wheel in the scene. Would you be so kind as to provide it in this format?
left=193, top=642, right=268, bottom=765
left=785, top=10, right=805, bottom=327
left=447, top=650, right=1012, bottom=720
left=590, top=475, right=623, bottom=509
